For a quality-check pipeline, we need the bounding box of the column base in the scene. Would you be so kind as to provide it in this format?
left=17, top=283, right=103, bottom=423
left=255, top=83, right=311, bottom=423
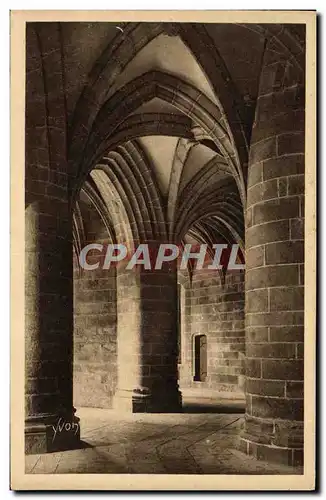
left=25, top=412, right=81, bottom=455
left=113, top=387, right=183, bottom=413
left=238, top=437, right=303, bottom=467
left=239, top=415, right=304, bottom=466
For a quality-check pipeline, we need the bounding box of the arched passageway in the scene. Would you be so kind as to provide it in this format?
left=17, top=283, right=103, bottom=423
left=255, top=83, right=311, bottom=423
left=24, top=20, right=305, bottom=469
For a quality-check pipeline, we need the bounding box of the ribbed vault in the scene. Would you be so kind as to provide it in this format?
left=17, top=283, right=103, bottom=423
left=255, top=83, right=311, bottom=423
left=71, top=21, right=304, bottom=262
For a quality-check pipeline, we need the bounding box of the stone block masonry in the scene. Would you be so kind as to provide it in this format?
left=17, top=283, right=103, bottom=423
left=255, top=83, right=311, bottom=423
left=22, top=21, right=309, bottom=470
left=73, top=195, right=118, bottom=409
left=24, top=23, right=80, bottom=454
left=240, top=35, right=305, bottom=467
left=179, top=269, right=245, bottom=395
left=73, top=256, right=117, bottom=409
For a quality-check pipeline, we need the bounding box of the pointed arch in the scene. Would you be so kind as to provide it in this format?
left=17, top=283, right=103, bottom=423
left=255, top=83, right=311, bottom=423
left=167, top=138, right=195, bottom=240
left=72, top=70, right=246, bottom=207
left=174, top=156, right=244, bottom=248
left=72, top=200, right=86, bottom=262
left=67, top=22, right=261, bottom=206
left=81, top=179, right=117, bottom=244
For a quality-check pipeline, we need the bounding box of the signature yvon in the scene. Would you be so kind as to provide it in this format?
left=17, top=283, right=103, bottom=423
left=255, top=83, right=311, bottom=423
left=52, top=417, right=80, bottom=442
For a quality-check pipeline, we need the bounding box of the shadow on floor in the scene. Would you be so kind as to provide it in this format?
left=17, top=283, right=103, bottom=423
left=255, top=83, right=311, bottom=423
left=25, top=409, right=303, bottom=475
left=182, top=402, right=245, bottom=414
left=75, top=440, right=94, bottom=449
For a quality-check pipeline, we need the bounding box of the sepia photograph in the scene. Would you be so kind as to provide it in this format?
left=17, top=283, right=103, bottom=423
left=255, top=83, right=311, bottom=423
left=10, top=9, right=316, bottom=491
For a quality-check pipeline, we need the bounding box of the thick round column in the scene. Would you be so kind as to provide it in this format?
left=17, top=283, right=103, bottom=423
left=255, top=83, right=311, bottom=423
left=114, top=257, right=182, bottom=412
left=25, top=199, right=80, bottom=453
left=240, top=41, right=305, bottom=466
left=24, top=22, right=80, bottom=453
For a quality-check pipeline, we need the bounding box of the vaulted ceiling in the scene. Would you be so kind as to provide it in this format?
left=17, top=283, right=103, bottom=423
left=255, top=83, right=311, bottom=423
left=63, top=21, right=304, bottom=263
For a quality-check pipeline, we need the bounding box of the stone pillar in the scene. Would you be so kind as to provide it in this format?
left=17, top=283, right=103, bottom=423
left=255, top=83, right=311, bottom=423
left=25, top=199, right=80, bottom=454
left=25, top=22, right=81, bottom=454
left=240, top=40, right=305, bottom=465
left=114, top=257, right=182, bottom=412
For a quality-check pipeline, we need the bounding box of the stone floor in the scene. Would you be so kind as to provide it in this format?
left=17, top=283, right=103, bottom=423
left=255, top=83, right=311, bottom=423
left=25, top=395, right=303, bottom=475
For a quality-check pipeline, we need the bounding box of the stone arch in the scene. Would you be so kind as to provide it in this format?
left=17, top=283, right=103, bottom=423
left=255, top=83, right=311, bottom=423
left=81, top=180, right=117, bottom=244
left=177, top=24, right=250, bottom=173
left=238, top=23, right=305, bottom=73
left=68, top=22, right=165, bottom=159
left=73, top=200, right=86, bottom=266
left=167, top=138, right=195, bottom=240
left=75, top=141, right=183, bottom=414
left=116, top=141, right=167, bottom=240
left=174, top=157, right=244, bottom=245
left=68, top=22, right=249, bottom=190
left=71, top=70, right=246, bottom=206
left=90, top=168, right=136, bottom=249
left=68, top=22, right=304, bottom=209
left=104, top=113, right=193, bottom=156
left=91, top=140, right=167, bottom=246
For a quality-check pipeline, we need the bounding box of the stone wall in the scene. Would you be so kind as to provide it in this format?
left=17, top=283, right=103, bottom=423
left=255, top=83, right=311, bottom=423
left=179, top=269, right=245, bottom=395
left=73, top=257, right=117, bottom=408
left=73, top=199, right=118, bottom=409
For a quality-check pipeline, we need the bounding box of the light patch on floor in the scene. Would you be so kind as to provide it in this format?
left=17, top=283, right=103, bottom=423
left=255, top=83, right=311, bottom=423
left=25, top=407, right=303, bottom=475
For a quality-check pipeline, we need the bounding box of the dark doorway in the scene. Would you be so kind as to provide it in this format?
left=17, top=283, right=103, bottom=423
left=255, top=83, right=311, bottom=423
left=194, top=334, right=207, bottom=382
